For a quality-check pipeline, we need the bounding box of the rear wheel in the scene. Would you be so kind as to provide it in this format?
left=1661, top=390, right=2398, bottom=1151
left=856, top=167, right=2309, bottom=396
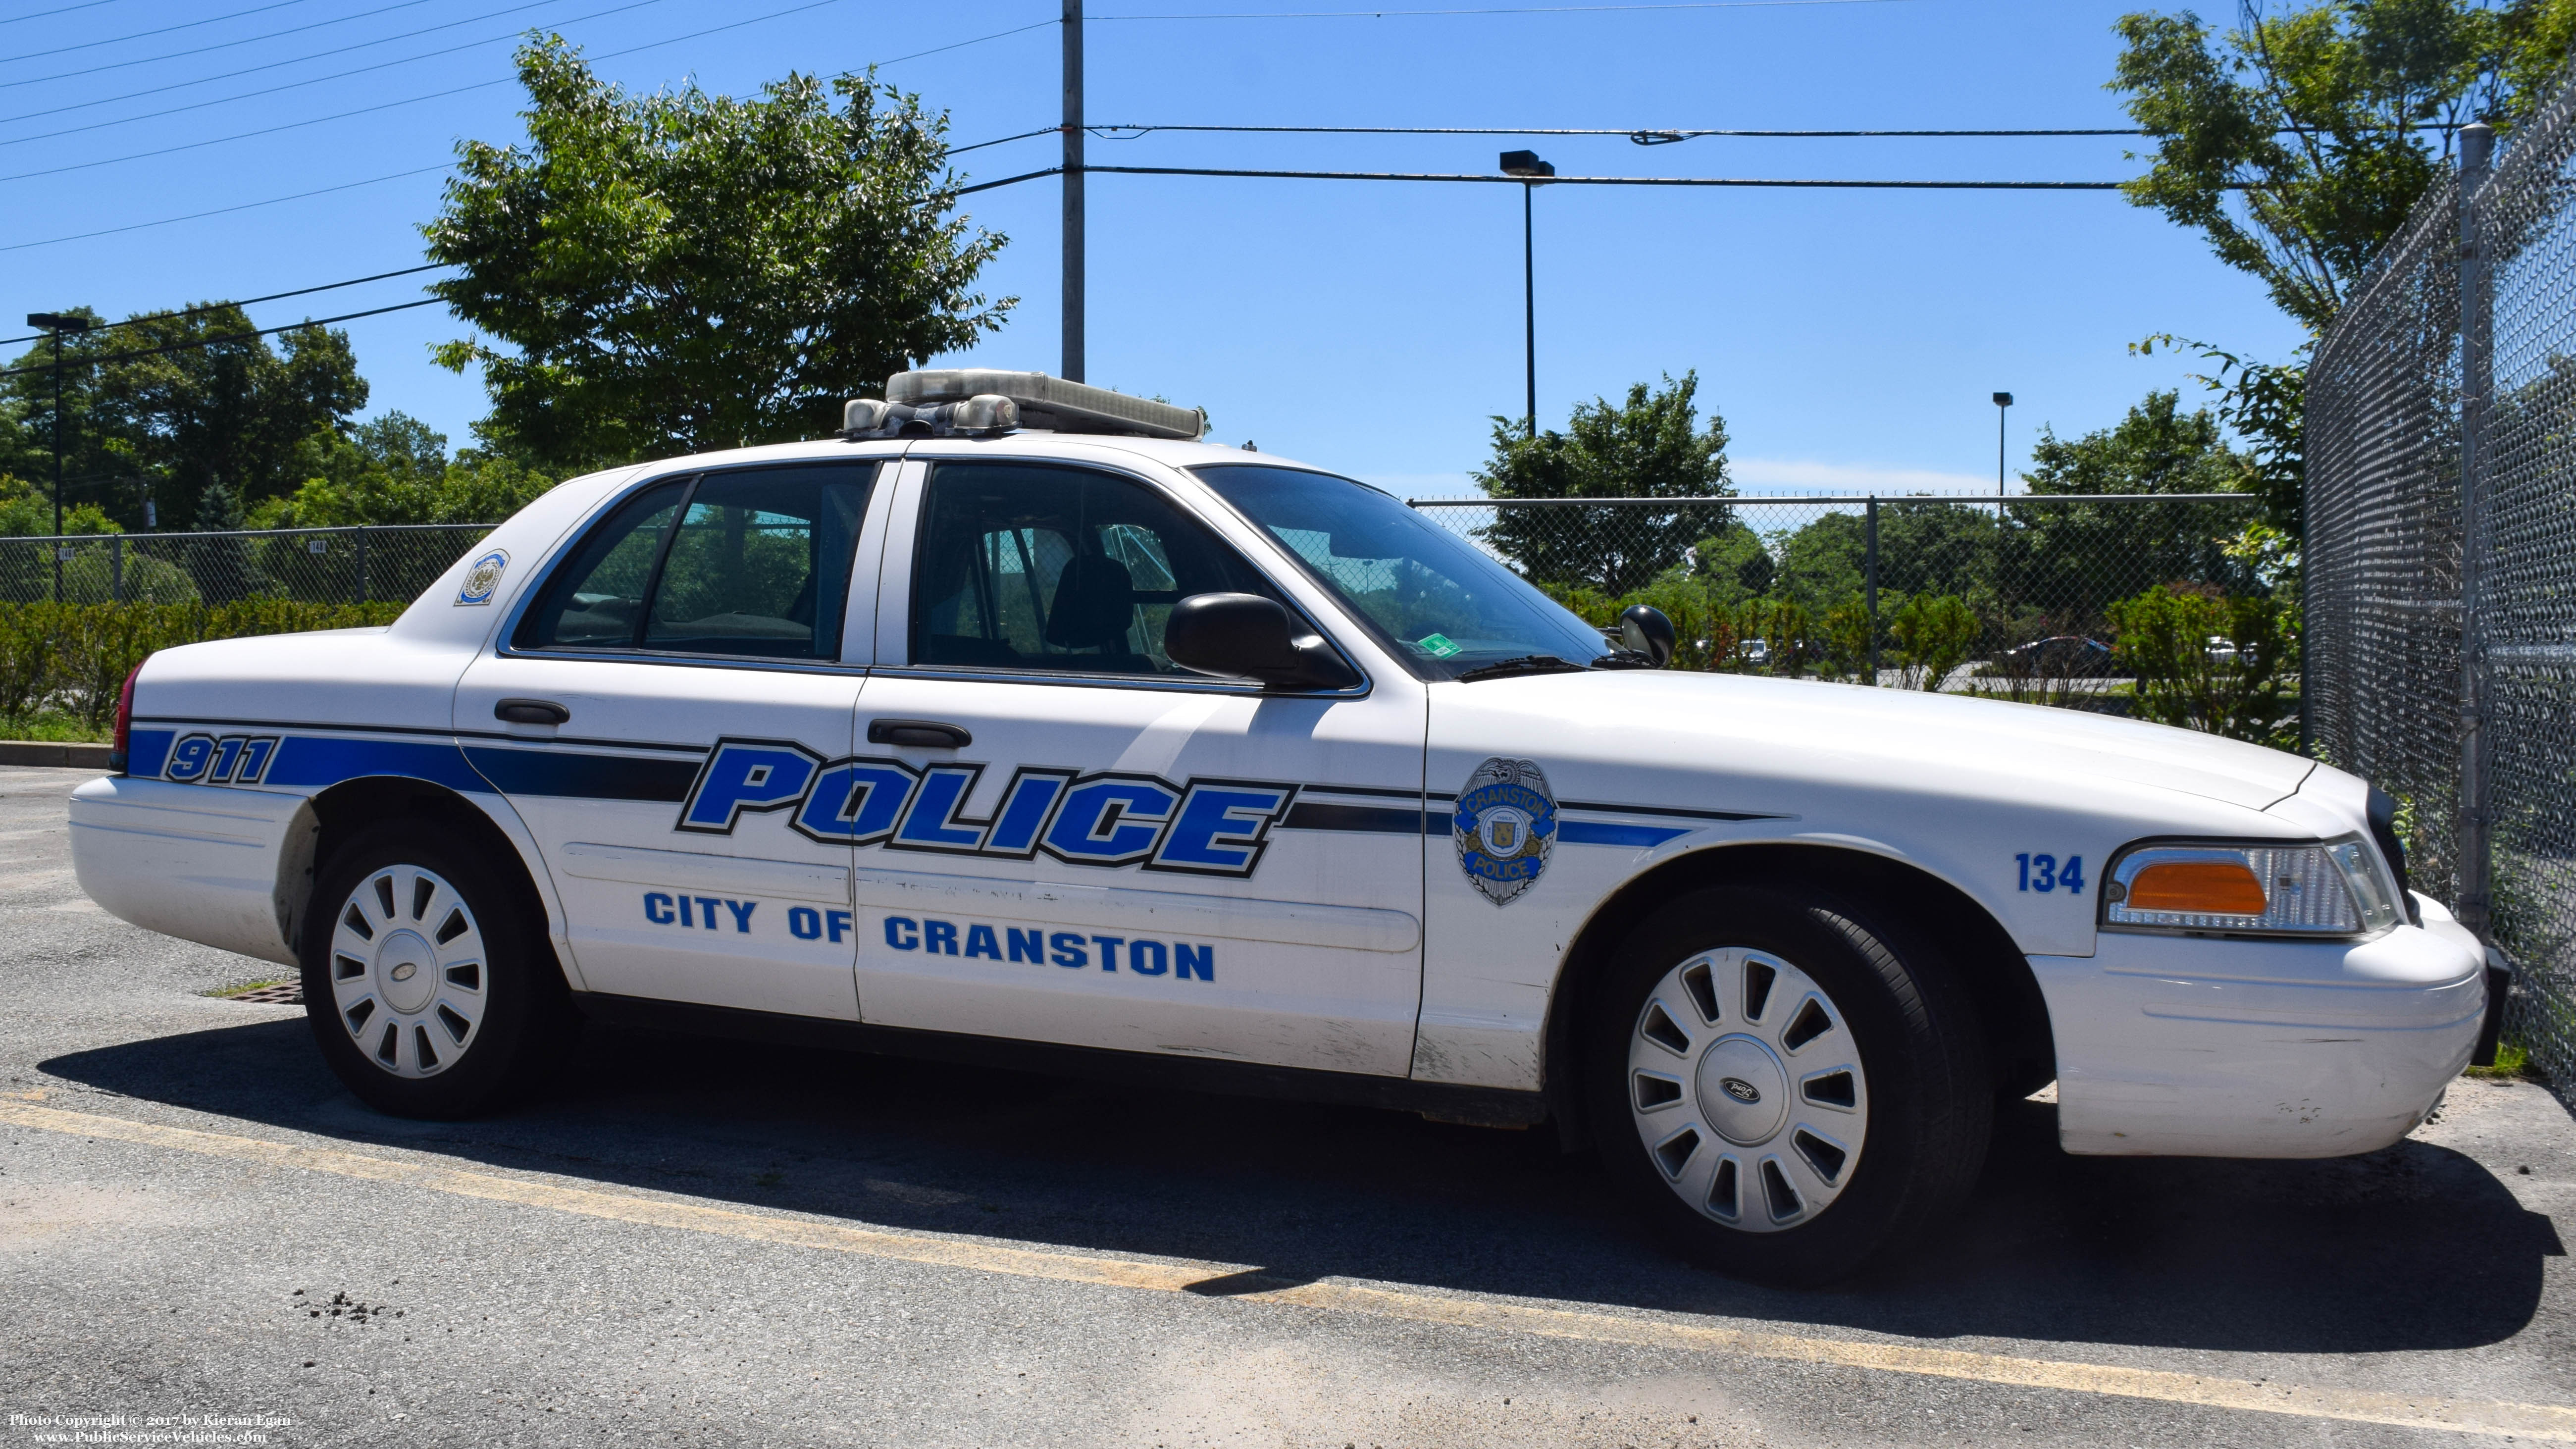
left=300, top=820, right=570, bottom=1118
left=1585, top=880, right=1990, bottom=1285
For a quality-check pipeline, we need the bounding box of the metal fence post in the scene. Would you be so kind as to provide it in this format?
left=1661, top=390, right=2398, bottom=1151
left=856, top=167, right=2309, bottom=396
left=2458, top=122, right=2496, bottom=941
left=353, top=526, right=368, bottom=605
left=1863, top=495, right=1880, bottom=685
left=110, top=535, right=122, bottom=604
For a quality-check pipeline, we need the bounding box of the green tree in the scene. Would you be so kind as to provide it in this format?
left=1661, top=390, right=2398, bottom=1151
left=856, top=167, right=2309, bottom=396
left=2013, top=390, right=2264, bottom=627
left=0, top=305, right=366, bottom=531
left=2111, top=1, right=2576, bottom=332
left=426, top=36, right=1013, bottom=471
left=1473, top=371, right=1732, bottom=595
left=250, top=413, right=558, bottom=528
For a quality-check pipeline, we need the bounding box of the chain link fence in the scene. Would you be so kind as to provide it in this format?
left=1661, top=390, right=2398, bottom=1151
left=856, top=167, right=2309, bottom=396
left=2310, top=97, right=2576, bottom=1091
left=1411, top=492, right=2267, bottom=703
left=0, top=524, right=493, bottom=607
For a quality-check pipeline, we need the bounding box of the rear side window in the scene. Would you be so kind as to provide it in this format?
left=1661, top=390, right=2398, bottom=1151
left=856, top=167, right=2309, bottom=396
left=516, top=464, right=876, bottom=660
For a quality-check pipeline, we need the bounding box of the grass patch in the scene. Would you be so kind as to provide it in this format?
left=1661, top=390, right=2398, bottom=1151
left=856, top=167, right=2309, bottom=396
left=202, top=979, right=295, bottom=999
left=0, top=711, right=108, bottom=743
left=2464, top=1041, right=2541, bottom=1081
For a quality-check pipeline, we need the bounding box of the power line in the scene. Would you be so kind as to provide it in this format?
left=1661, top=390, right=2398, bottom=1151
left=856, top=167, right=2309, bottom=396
left=0, top=0, right=668, bottom=147
left=0, top=0, right=847, bottom=184
left=0, top=0, right=124, bottom=27
left=0, top=298, right=443, bottom=380
left=1087, top=123, right=2150, bottom=141
left=956, top=162, right=2201, bottom=191
left=0, top=0, right=638, bottom=124
left=0, top=0, right=335, bottom=65
left=0, top=161, right=449, bottom=252
left=1, top=263, right=452, bottom=348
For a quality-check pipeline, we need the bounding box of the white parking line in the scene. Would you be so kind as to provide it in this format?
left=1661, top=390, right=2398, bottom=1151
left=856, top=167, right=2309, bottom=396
left=5, top=1098, right=2569, bottom=1441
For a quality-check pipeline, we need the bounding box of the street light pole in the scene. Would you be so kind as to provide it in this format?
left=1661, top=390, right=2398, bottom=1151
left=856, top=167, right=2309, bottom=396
left=1500, top=151, right=1553, bottom=436
left=26, top=312, right=92, bottom=602
left=1992, top=391, right=2014, bottom=504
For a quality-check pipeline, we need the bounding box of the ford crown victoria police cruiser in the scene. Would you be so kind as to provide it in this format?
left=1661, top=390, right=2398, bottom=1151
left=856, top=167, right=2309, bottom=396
left=68, top=371, right=2496, bottom=1283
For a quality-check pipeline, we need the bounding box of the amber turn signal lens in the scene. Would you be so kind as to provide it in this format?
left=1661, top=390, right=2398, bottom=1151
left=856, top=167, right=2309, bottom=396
left=2126, top=860, right=2268, bottom=915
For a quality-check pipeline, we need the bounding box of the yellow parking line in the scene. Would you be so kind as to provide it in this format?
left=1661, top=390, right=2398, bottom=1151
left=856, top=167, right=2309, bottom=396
left=7, top=1098, right=2570, bottom=1442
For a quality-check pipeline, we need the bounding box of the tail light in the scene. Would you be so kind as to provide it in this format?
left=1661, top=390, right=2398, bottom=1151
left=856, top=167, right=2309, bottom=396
left=108, top=663, right=142, bottom=775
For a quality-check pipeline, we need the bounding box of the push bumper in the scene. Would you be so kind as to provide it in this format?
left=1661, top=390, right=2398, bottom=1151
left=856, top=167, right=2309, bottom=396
left=69, top=775, right=306, bottom=967
left=2032, top=893, right=2485, bottom=1158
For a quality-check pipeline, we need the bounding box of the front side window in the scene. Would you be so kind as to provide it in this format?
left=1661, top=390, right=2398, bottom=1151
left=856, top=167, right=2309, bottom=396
left=910, top=463, right=1276, bottom=676
left=517, top=463, right=876, bottom=660
left=1194, top=464, right=1615, bottom=679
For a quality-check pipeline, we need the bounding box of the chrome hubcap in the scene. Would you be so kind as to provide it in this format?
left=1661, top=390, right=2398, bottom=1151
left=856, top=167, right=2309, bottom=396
left=1627, top=947, right=1868, bottom=1232
left=327, top=865, right=487, bottom=1080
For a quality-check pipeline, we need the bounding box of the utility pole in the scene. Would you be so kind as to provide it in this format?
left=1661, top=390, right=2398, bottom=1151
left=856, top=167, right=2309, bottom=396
left=26, top=312, right=91, bottom=602
left=1061, top=0, right=1084, bottom=383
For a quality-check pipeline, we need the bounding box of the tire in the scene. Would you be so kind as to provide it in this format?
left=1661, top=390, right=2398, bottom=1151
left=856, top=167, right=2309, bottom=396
left=299, top=819, right=572, bottom=1119
left=1583, top=879, right=1990, bottom=1286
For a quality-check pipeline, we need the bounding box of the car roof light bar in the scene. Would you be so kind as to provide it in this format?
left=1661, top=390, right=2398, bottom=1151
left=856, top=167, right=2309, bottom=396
left=844, top=369, right=1207, bottom=442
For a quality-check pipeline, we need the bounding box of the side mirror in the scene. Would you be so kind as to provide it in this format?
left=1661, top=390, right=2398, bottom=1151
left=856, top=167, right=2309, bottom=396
left=1166, top=592, right=1359, bottom=690
left=1619, top=604, right=1675, bottom=667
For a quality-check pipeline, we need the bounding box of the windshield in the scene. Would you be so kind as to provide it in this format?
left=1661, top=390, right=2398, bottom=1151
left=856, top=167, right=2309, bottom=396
left=1193, top=464, right=1615, bottom=680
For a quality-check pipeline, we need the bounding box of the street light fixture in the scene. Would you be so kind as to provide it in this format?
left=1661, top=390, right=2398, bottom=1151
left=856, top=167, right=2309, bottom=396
left=1500, top=151, right=1554, bottom=436
left=26, top=312, right=92, bottom=602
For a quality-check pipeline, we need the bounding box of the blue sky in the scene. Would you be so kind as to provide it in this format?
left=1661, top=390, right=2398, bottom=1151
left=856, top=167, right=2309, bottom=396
left=0, top=0, right=2311, bottom=498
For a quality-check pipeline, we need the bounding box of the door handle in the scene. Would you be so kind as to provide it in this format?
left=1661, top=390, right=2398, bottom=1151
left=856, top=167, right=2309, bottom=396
left=495, top=698, right=571, bottom=726
left=868, top=718, right=972, bottom=749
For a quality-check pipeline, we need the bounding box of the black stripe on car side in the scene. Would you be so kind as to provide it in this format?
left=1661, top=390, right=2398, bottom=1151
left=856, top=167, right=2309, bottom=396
left=461, top=746, right=702, bottom=803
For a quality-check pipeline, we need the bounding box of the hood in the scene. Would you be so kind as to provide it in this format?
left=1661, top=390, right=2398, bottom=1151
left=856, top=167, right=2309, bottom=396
left=1441, top=670, right=2313, bottom=813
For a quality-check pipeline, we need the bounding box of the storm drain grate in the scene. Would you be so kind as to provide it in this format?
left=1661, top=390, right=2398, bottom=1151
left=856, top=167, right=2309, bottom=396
left=222, top=982, right=305, bottom=1005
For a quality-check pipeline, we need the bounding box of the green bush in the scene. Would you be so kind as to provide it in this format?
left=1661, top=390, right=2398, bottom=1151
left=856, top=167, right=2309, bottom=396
left=2107, top=584, right=2297, bottom=746
left=1889, top=593, right=1979, bottom=691
left=0, top=600, right=404, bottom=737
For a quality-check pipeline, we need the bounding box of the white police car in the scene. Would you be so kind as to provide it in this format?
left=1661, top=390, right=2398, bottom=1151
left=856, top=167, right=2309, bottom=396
left=67, top=370, right=2495, bottom=1283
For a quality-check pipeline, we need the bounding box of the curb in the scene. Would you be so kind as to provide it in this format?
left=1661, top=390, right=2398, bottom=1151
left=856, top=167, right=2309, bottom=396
left=0, top=740, right=112, bottom=768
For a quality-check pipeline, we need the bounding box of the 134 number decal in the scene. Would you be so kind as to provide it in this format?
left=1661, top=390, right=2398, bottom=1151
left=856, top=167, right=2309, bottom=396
left=2015, top=853, right=2084, bottom=895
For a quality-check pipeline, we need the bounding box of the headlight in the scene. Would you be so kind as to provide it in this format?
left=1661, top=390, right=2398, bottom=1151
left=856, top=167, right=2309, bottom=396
left=2101, top=835, right=2402, bottom=938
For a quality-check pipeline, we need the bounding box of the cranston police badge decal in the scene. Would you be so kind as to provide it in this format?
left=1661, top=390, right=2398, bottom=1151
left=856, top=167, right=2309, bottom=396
left=1453, top=757, right=1557, bottom=905
left=455, top=549, right=510, bottom=606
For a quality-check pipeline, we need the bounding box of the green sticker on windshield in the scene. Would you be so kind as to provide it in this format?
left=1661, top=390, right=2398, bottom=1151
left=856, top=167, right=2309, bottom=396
left=1418, top=632, right=1463, bottom=659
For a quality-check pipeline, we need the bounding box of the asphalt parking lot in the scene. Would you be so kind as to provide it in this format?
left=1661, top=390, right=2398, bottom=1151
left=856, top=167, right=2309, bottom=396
left=2, top=765, right=2572, bottom=1448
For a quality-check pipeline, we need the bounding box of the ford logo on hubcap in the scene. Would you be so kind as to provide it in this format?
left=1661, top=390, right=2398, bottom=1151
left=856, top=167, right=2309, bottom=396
left=390, top=963, right=417, bottom=982
left=1719, top=1077, right=1761, bottom=1105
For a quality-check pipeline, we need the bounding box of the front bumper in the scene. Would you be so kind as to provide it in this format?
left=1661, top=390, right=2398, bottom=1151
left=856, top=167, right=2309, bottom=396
left=2031, top=893, right=2485, bottom=1158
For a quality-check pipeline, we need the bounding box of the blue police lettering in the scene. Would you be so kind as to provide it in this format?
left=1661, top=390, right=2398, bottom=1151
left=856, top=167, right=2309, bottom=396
left=827, top=910, right=853, bottom=943
left=1091, top=934, right=1126, bottom=972
left=923, top=920, right=960, bottom=955
left=675, top=895, right=693, bottom=928
left=645, top=892, right=676, bottom=924
left=1129, top=939, right=1168, bottom=976
left=885, top=917, right=919, bottom=950
left=724, top=899, right=756, bottom=932
left=1008, top=927, right=1044, bottom=963
left=1178, top=943, right=1214, bottom=981
left=694, top=896, right=723, bottom=931
left=683, top=738, right=1294, bottom=880
left=790, top=906, right=822, bottom=939
left=1050, top=932, right=1087, bottom=968
left=965, top=924, right=1002, bottom=959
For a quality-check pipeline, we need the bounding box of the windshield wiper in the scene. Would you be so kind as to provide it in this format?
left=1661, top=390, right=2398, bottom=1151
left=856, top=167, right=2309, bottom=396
left=1589, top=649, right=1658, bottom=670
left=1455, top=654, right=1590, bottom=683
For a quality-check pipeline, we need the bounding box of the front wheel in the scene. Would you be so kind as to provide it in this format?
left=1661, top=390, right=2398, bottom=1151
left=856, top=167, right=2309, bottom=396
left=300, top=820, right=570, bottom=1119
left=1585, top=880, right=1990, bottom=1285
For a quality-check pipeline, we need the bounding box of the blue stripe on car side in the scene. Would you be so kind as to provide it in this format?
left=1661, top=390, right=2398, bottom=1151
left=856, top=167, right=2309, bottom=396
left=263, top=735, right=490, bottom=793
left=127, top=728, right=174, bottom=778
left=1556, top=820, right=1690, bottom=848
left=463, top=746, right=700, bottom=803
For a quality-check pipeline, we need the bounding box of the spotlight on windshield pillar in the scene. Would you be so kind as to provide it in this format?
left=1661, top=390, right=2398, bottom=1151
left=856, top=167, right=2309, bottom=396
left=1499, top=150, right=1555, bottom=179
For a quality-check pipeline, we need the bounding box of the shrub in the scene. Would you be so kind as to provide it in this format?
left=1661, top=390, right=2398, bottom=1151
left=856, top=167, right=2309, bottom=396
left=2107, top=584, right=2297, bottom=745
left=0, top=600, right=405, bottom=735
left=1889, top=593, right=1978, bottom=690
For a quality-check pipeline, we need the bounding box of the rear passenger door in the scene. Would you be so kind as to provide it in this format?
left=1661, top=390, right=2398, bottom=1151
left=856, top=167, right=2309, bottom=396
left=456, top=460, right=891, bottom=1020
